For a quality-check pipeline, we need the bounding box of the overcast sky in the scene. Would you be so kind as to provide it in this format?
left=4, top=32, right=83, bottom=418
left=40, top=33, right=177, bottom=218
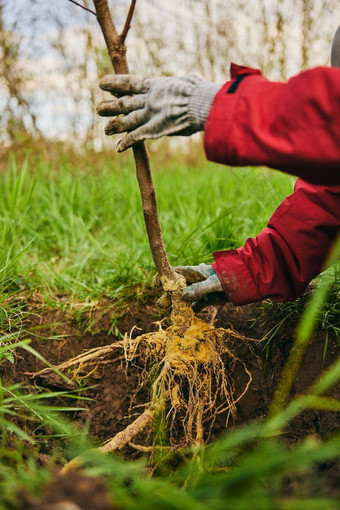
left=1, top=1, right=339, bottom=143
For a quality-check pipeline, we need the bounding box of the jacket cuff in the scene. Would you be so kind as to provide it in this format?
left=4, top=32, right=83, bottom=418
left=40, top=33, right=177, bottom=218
left=188, top=82, right=221, bottom=131
left=212, top=250, right=263, bottom=305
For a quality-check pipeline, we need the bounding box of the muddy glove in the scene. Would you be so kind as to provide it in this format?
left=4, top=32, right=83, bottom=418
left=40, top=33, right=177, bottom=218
left=331, top=25, right=340, bottom=67
left=97, top=75, right=220, bottom=151
left=156, top=263, right=227, bottom=312
left=178, top=264, right=223, bottom=301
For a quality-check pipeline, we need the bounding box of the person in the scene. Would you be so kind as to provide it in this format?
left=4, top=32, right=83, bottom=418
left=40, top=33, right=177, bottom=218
left=96, top=27, right=340, bottom=309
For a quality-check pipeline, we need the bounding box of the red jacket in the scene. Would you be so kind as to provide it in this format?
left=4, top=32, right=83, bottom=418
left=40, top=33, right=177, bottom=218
left=204, top=64, right=340, bottom=305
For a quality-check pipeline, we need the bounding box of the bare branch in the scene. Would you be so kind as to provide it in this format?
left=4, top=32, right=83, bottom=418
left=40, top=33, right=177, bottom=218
left=120, top=0, right=137, bottom=43
left=67, top=0, right=97, bottom=16
left=93, top=0, right=178, bottom=281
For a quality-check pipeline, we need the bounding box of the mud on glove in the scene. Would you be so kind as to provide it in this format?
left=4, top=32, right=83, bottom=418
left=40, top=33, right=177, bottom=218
left=156, top=263, right=227, bottom=312
left=97, top=74, right=220, bottom=151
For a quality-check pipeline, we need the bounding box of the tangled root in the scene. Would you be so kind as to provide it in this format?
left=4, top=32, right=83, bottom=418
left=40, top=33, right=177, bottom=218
left=36, top=280, right=251, bottom=472
left=121, top=287, right=252, bottom=449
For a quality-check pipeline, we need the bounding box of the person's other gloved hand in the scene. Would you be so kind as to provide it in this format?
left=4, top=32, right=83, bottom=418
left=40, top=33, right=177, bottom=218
left=97, top=74, right=220, bottom=151
left=155, top=263, right=227, bottom=312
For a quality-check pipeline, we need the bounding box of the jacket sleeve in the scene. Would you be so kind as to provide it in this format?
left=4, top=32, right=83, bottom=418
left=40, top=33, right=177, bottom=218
left=211, top=179, right=340, bottom=305
left=204, top=64, right=340, bottom=185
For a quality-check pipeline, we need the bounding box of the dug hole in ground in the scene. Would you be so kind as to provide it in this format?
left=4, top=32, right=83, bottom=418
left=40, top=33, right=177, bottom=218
left=5, top=286, right=339, bottom=459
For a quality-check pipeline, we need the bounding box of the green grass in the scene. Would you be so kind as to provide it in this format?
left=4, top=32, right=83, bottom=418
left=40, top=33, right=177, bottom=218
left=1, top=359, right=339, bottom=510
left=0, top=149, right=295, bottom=302
left=254, top=265, right=340, bottom=371
left=0, top=146, right=339, bottom=509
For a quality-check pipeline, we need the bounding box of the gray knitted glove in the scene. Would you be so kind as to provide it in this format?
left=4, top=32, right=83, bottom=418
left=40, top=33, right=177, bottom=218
left=331, top=25, right=340, bottom=67
left=97, top=74, right=220, bottom=151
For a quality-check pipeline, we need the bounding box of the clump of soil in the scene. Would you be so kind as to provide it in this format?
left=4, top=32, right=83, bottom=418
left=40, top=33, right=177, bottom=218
left=122, top=296, right=250, bottom=449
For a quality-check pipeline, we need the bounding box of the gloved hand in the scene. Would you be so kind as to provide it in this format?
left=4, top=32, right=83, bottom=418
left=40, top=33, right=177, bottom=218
left=97, top=74, right=220, bottom=151
left=155, top=263, right=227, bottom=312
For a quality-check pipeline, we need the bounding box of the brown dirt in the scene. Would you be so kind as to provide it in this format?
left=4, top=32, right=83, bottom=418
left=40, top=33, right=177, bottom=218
left=2, top=294, right=338, bottom=444
left=24, top=471, right=116, bottom=510
left=2, top=292, right=339, bottom=509
left=215, top=302, right=340, bottom=439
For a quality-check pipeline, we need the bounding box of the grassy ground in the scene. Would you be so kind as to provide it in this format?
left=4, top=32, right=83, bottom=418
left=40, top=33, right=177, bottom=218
left=0, top=144, right=339, bottom=509
left=0, top=144, right=295, bottom=301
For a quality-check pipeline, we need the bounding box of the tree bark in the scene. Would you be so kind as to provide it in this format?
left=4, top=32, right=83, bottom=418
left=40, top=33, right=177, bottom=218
left=93, top=0, right=179, bottom=282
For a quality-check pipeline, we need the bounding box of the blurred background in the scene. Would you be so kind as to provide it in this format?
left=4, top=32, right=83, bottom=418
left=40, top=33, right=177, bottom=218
left=0, top=0, right=339, bottom=154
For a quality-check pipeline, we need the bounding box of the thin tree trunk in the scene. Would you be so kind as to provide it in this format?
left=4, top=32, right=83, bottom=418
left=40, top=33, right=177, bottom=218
left=93, top=0, right=178, bottom=282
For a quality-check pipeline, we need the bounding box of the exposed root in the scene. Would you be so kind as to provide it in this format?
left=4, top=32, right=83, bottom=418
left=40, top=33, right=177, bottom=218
left=128, top=442, right=173, bottom=452
left=100, top=407, right=156, bottom=453
left=100, top=290, right=252, bottom=453
left=61, top=407, right=157, bottom=475
left=31, top=341, right=124, bottom=379
left=49, top=282, right=252, bottom=471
